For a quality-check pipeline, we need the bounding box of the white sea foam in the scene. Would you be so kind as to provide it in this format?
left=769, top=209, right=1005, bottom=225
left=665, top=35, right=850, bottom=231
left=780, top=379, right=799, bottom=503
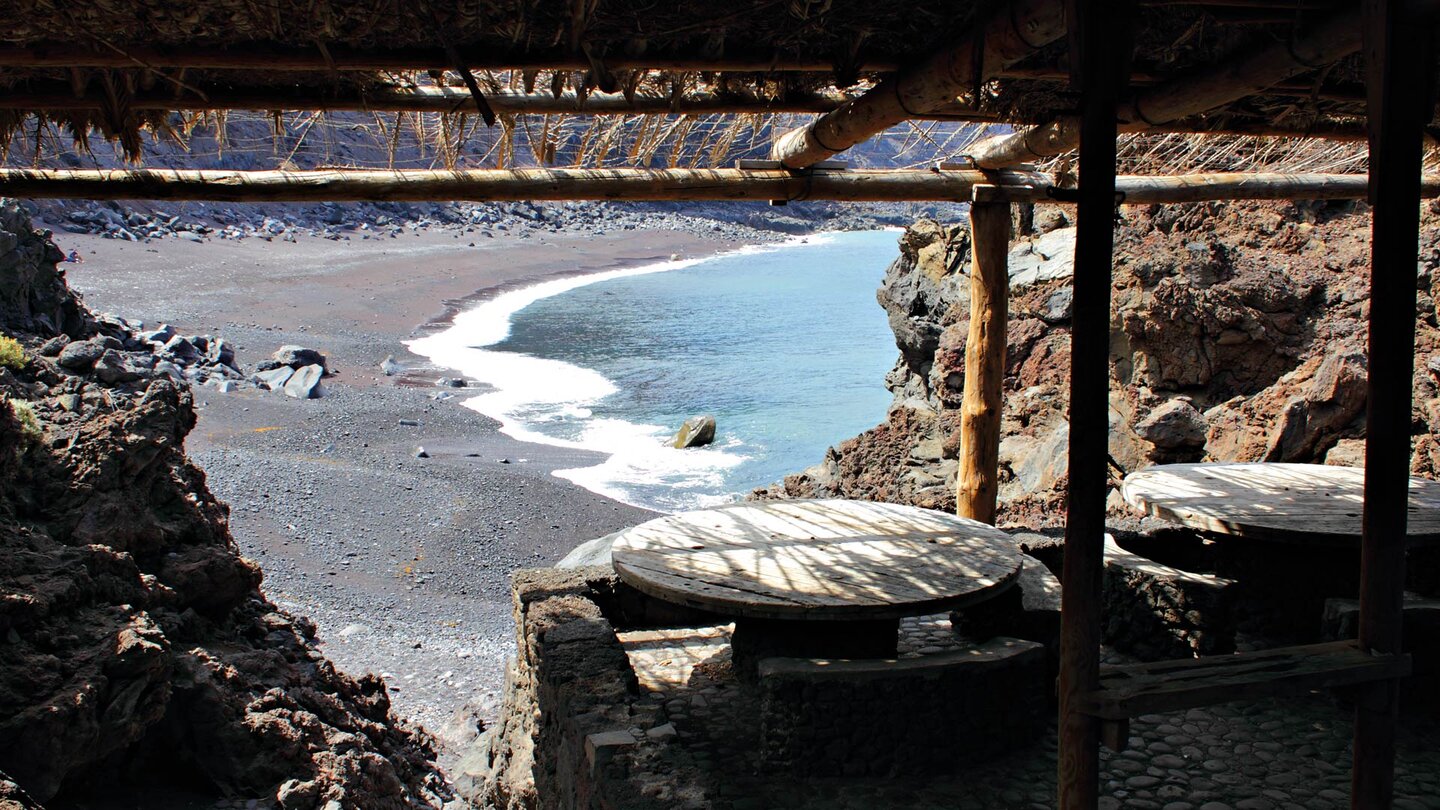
left=406, top=233, right=835, bottom=512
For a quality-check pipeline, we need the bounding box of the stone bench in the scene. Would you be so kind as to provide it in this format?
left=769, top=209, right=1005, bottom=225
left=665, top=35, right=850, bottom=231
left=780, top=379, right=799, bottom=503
left=1102, top=535, right=1238, bottom=660
left=1322, top=594, right=1440, bottom=713
left=950, top=553, right=1061, bottom=690
left=756, top=637, right=1047, bottom=777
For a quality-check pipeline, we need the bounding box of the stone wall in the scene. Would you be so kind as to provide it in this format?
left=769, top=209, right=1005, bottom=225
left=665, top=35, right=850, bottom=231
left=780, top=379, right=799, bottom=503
left=757, top=638, right=1047, bottom=777
left=1322, top=595, right=1440, bottom=714
left=1101, top=536, right=1238, bottom=660
left=455, top=566, right=712, bottom=810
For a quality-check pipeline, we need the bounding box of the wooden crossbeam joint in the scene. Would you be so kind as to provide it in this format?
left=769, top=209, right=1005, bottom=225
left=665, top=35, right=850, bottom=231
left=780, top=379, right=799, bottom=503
left=1079, top=640, right=1412, bottom=721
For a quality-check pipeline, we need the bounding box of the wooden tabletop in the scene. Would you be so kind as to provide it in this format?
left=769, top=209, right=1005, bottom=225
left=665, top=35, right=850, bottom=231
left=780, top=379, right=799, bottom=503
left=1121, top=462, right=1440, bottom=546
left=610, top=499, right=1023, bottom=620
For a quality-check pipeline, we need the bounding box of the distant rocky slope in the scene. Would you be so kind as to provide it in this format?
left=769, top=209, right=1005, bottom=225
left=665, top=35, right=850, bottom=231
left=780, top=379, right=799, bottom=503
left=0, top=201, right=447, bottom=808
left=758, top=200, right=1440, bottom=525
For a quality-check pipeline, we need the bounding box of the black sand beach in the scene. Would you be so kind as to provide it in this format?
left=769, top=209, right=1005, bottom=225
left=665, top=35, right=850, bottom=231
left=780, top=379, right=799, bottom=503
left=48, top=224, right=752, bottom=741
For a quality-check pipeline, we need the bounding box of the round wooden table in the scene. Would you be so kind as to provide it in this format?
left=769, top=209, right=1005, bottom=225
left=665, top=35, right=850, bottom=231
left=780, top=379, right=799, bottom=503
left=1121, top=462, right=1440, bottom=547
left=611, top=499, right=1023, bottom=672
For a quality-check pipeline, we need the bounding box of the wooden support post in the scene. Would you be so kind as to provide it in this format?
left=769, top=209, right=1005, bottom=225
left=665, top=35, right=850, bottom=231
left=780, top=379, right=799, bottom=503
left=1353, top=1, right=1434, bottom=807
left=957, top=189, right=1011, bottom=524
left=1058, top=0, right=1132, bottom=807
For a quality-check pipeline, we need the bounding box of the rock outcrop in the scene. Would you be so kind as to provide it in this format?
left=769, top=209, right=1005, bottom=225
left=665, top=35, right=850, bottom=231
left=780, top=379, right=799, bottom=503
left=0, top=201, right=448, bottom=808
left=757, top=200, right=1440, bottom=525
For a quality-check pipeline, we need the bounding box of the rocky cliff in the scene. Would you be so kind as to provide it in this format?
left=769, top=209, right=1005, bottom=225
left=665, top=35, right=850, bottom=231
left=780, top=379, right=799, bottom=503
left=758, top=200, right=1440, bottom=525
left=0, top=202, right=448, bottom=808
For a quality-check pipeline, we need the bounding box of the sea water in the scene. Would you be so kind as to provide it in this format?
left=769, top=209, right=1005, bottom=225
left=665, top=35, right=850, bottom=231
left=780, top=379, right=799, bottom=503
left=409, top=229, right=900, bottom=513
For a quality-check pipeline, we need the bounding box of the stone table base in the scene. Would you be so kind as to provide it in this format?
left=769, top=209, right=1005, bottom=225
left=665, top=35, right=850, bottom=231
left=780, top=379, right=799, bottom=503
left=730, top=617, right=898, bottom=679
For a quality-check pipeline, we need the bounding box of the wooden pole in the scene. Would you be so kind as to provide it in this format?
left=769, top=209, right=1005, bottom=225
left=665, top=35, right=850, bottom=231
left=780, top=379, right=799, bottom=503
left=768, top=0, right=1066, bottom=169
left=0, top=81, right=1371, bottom=135
left=967, top=1, right=1365, bottom=168
left=0, top=84, right=857, bottom=116
left=957, top=191, right=1011, bottom=524
left=1353, top=1, right=1434, bottom=807
left=4, top=168, right=1438, bottom=205
left=0, top=44, right=895, bottom=73
left=0, top=167, right=1043, bottom=203
left=1058, top=0, right=1131, bottom=807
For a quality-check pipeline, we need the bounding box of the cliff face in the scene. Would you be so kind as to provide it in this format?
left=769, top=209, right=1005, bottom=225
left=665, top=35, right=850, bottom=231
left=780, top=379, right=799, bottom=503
left=758, top=199, right=1440, bottom=525
left=0, top=202, right=447, bottom=808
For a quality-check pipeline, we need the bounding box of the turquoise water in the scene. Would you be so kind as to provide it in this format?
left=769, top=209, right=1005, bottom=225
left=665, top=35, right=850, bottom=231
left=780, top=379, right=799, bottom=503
left=412, top=230, right=901, bottom=512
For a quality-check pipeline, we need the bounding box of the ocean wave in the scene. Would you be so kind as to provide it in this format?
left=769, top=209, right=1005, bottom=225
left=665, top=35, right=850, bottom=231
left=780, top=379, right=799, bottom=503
left=405, top=234, right=832, bottom=512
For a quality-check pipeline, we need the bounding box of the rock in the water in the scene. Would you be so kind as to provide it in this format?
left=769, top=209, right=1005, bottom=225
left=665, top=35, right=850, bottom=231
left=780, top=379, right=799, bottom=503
left=671, top=415, right=717, bottom=448
left=251, top=366, right=294, bottom=391
left=380, top=355, right=403, bottom=376
left=273, top=345, right=327, bottom=371
left=56, top=338, right=105, bottom=370
left=283, top=364, right=324, bottom=399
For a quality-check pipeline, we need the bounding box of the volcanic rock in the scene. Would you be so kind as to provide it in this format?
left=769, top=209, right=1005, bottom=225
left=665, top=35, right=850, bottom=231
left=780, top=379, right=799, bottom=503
left=56, top=338, right=105, bottom=370
left=251, top=365, right=294, bottom=391
left=283, top=363, right=324, bottom=399
left=273, top=344, right=327, bottom=371
left=0, top=201, right=449, bottom=807
left=756, top=200, right=1440, bottom=527
left=1136, top=398, right=1208, bottom=459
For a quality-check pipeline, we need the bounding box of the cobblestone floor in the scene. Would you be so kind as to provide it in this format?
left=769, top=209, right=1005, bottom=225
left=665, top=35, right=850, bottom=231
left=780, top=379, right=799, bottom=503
left=616, top=618, right=1440, bottom=810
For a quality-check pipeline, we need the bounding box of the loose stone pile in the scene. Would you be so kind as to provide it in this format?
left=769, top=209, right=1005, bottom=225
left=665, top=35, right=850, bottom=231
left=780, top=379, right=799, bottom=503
left=35, top=313, right=245, bottom=393
left=250, top=344, right=331, bottom=399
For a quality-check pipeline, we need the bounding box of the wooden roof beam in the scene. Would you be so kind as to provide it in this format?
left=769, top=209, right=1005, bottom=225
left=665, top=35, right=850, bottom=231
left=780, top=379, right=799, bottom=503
left=967, top=1, right=1366, bottom=167
left=1, top=167, right=1436, bottom=204
left=0, top=44, right=897, bottom=74
left=768, top=0, right=1067, bottom=169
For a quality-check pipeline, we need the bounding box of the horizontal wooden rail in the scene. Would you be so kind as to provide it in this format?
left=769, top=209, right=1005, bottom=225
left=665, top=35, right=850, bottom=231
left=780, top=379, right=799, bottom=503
left=0, top=44, right=899, bottom=74
left=0, top=167, right=1040, bottom=203
left=1082, top=640, right=1412, bottom=720
left=2, top=168, right=1438, bottom=204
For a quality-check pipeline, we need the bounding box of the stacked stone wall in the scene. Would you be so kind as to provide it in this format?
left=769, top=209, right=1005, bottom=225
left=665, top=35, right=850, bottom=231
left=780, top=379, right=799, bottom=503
left=757, top=638, right=1047, bottom=777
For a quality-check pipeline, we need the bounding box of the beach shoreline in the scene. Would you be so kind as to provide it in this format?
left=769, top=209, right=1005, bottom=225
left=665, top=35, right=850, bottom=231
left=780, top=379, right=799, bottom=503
left=48, top=220, right=759, bottom=744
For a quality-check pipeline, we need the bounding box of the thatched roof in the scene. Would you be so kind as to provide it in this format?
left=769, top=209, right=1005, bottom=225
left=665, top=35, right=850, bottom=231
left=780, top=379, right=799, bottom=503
left=0, top=0, right=1386, bottom=168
